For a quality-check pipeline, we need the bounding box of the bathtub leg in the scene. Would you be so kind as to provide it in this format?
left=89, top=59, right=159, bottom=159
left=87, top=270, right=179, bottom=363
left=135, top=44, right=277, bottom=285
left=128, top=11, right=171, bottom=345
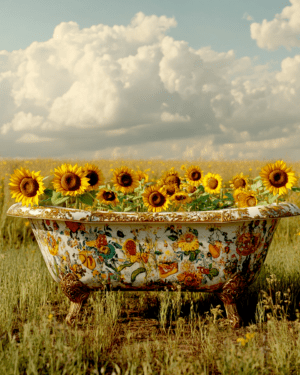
left=217, top=273, right=248, bottom=328
left=60, top=273, right=91, bottom=326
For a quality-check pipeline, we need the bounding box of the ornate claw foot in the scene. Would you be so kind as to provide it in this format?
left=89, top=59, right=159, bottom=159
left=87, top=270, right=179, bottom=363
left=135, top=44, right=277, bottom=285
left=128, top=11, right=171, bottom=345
left=60, top=273, right=91, bottom=326
left=217, top=273, right=248, bottom=328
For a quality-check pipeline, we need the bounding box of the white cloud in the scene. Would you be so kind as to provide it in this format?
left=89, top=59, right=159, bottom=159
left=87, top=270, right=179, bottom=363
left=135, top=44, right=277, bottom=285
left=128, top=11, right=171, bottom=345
left=250, top=0, right=300, bottom=51
left=15, top=133, right=56, bottom=143
left=1, top=9, right=300, bottom=161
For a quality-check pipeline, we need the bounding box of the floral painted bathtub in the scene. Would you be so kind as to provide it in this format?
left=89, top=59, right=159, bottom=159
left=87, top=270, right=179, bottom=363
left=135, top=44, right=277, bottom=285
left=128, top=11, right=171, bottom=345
left=7, top=202, right=300, bottom=327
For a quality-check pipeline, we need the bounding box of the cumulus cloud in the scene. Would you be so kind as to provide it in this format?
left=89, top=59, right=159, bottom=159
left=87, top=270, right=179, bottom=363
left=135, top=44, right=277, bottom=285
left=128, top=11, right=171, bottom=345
left=1, top=9, right=300, bottom=161
left=250, top=0, right=300, bottom=51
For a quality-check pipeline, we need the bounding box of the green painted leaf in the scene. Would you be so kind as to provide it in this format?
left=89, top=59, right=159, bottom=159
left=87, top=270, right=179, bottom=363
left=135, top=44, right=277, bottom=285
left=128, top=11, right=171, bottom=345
left=155, top=251, right=162, bottom=255
left=168, top=235, right=178, bottom=241
left=189, top=252, right=196, bottom=262
left=131, top=267, right=146, bottom=282
left=209, top=268, right=219, bottom=276
left=118, top=262, right=134, bottom=272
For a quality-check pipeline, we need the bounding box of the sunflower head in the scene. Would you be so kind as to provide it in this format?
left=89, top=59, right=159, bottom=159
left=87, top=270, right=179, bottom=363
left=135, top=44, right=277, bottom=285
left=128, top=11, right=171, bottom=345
left=96, top=189, right=119, bottom=207
left=203, top=173, right=222, bottom=194
left=112, top=166, right=139, bottom=194
left=236, top=190, right=258, bottom=208
left=142, top=185, right=170, bottom=212
left=9, top=167, right=45, bottom=207
left=52, top=163, right=90, bottom=196
left=230, top=173, right=249, bottom=190
left=260, top=160, right=297, bottom=196
left=161, top=168, right=181, bottom=188
left=171, top=191, right=192, bottom=206
left=82, top=163, right=105, bottom=191
left=185, top=165, right=203, bottom=186
left=160, top=183, right=180, bottom=197
left=136, top=170, right=149, bottom=183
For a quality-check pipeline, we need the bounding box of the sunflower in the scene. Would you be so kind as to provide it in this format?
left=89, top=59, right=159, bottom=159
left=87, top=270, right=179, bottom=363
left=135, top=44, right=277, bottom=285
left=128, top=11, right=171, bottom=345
left=259, top=160, right=297, bottom=196
left=142, top=185, right=171, bottom=212
left=229, top=172, right=249, bottom=190
left=82, top=163, right=105, bottom=191
left=235, top=190, right=258, bottom=208
left=112, top=166, right=139, bottom=194
left=233, top=188, right=249, bottom=205
left=52, top=163, right=90, bottom=197
left=161, top=167, right=181, bottom=188
left=160, top=183, right=180, bottom=197
left=136, top=170, right=149, bottom=183
left=96, top=189, right=119, bottom=207
left=184, top=165, right=203, bottom=187
left=181, top=183, right=197, bottom=194
left=202, top=173, right=223, bottom=194
left=171, top=191, right=192, bottom=207
left=9, top=167, right=45, bottom=207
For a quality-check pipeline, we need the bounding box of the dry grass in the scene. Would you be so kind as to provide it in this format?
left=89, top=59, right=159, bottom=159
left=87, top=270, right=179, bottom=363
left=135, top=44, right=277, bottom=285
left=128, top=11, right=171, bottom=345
left=1, top=158, right=300, bottom=374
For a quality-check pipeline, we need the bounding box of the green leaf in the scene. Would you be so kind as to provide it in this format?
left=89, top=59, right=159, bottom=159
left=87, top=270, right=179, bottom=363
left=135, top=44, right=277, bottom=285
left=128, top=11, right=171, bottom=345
left=131, top=267, right=146, bottom=282
left=124, top=206, right=134, bottom=212
left=43, top=188, right=53, bottom=196
left=209, top=268, right=219, bottom=277
left=292, top=187, right=300, bottom=192
left=51, top=191, right=70, bottom=205
left=118, top=262, right=134, bottom=272
left=268, top=194, right=279, bottom=203
left=250, top=180, right=263, bottom=190
left=78, top=193, right=94, bottom=206
left=167, top=235, right=178, bottom=241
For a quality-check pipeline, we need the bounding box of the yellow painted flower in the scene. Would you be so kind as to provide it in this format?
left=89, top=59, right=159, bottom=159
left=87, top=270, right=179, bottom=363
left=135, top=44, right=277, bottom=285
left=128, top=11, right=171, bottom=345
left=52, top=163, right=90, bottom=197
left=9, top=167, right=45, bottom=207
left=82, top=163, right=105, bottom=191
left=203, top=173, right=223, bottom=194
left=142, top=185, right=171, bottom=212
left=260, top=160, right=297, bottom=196
left=112, top=166, right=139, bottom=194
left=184, top=165, right=203, bottom=187
left=177, top=232, right=199, bottom=252
left=45, top=232, right=59, bottom=256
left=229, top=172, right=249, bottom=190
left=96, top=189, right=119, bottom=206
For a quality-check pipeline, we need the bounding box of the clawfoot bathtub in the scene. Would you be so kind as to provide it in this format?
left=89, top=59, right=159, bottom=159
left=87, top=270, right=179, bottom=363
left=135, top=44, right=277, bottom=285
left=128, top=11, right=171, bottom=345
left=7, top=202, right=300, bottom=328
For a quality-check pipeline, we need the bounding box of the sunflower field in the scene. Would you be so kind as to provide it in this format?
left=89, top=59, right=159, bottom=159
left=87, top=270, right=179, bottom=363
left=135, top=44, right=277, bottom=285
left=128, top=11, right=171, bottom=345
left=1, top=157, right=300, bottom=374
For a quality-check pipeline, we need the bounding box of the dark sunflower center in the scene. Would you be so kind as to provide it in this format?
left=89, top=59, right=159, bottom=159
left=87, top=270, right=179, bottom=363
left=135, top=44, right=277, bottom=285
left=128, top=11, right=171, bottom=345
left=103, top=191, right=116, bottom=201
left=61, top=173, right=81, bottom=191
left=165, top=184, right=176, bottom=195
left=86, top=170, right=99, bottom=187
left=165, top=175, right=180, bottom=187
left=20, top=177, right=39, bottom=197
left=208, top=178, right=218, bottom=190
left=233, top=178, right=246, bottom=189
left=175, top=195, right=186, bottom=201
left=246, top=197, right=257, bottom=207
left=187, top=185, right=197, bottom=193
left=149, top=192, right=166, bottom=207
left=269, top=169, right=288, bottom=188
left=190, top=171, right=201, bottom=181
left=117, top=173, right=132, bottom=187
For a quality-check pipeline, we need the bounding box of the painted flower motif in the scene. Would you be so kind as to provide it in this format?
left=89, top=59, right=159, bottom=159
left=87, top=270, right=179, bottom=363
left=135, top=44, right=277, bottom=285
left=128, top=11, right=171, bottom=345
left=78, top=250, right=96, bottom=270
left=236, top=232, right=262, bottom=256
left=177, top=271, right=203, bottom=287
left=86, top=233, right=108, bottom=249
left=45, top=232, right=60, bottom=256
left=123, top=238, right=137, bottom=257
left=177, top=232, right=199, bottom=252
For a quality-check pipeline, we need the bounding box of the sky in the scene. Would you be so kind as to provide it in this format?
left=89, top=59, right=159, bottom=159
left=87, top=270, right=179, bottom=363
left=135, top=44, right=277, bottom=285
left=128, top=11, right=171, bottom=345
left=1, top=0, right=300, bottom=161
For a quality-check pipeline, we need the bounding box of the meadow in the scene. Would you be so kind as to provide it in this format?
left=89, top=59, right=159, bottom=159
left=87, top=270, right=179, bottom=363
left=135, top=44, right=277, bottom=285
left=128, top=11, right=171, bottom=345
left=1, top=157, right=300, bottom=374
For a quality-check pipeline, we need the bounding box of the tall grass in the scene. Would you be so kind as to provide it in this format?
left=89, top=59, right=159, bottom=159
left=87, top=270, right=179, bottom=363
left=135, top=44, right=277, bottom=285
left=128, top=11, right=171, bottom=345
left=1, top=158, right=300, bottom=374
